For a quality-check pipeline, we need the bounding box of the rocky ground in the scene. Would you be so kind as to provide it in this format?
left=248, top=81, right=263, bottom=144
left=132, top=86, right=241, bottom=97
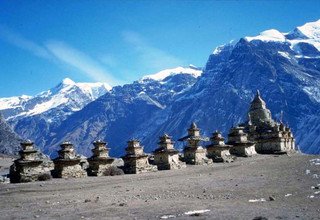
left=0, top=153, right=319, bottom=220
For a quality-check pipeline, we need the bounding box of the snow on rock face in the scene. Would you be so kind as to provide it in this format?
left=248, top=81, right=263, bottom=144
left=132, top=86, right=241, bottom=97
left=245, top=29, right=286, bottom=42
left=1, top=78, right=110, bottom=120
left=140, top=66, right=202, bottom=81
left=0, top=95, right=31, bottom=110
left=61, top=77, right=75, bottom=85
left=213, top=20, right=320, bottom=56
left=294, top=19, right=320, bottom=39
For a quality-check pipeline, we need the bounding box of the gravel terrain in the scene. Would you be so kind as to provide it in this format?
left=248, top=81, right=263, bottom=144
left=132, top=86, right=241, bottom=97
left=0, top=153, right=319, bottom=220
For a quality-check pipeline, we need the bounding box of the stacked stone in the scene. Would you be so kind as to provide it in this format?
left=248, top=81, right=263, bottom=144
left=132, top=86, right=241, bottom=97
left=9, top=140, right=52, bottom=183
left=153, top=134, right=186, bottom=170
left=245, top=91, right=295, bottom=154
left=122, top=140, right=157, bottom=174
left=227, top=126, right=256, bottom=157
left=206, top=131, right=234, bottom=163
left=52, top=141, right=87, bottom=178
left=87, top=140, right=115, bottom=176
left=179, top=122, right=212, bottom=165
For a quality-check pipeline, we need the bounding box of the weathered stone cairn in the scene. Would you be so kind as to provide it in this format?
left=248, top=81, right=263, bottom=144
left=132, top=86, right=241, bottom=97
left=153, top=134, right=186, bottom=170
left=179, top=122, right=213, bottom=165
left=122, top=139, right=157, bottom=174
left=227, top=126, right=257, bottom=157
left=9, top=140, right=52, bottom=183
left=52, top=141, right=87, bottom=178
left=206, top=131, right=235, bottom=163
left=87, top=140, right=115, bottom=176
left=244, top=91, right=295, bottom=153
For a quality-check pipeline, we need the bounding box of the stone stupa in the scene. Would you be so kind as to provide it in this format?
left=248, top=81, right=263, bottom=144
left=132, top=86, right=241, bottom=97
left=122, top=139, right=157, bottom=174
left=206, top=131, right=235, bottom=162
left=52, top=141, right=87, bottom=178
left=10, top=140, right=52, bottom=183
left=244, top=90, right=296, bottom=153
left=87, top=140, right=115, bottom=176
left=179, top=122, right=213, bottom=165
left=153, top=134, right=186, bottom=170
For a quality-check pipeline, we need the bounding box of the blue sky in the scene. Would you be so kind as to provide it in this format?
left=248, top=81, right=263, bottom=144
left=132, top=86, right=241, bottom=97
left=0, top=0, right=319, bottom=97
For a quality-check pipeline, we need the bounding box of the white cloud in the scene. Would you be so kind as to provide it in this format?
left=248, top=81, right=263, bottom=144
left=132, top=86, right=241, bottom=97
left=122, top=31, right=184, bottom=70
left=0, top=25, right=121, bottom=86
left=45, top=41, right=120, bottom=85
left=99, top=54, right=119, bottom=68
left=0, top=25, right=51, bottom=59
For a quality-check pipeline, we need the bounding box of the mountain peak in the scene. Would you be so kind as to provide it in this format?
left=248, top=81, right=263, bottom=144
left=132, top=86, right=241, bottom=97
left=140, top=66, right=202, bottom=81
left=213, top=19, right=320, bottom=56
left=245, top=29, right=285, bottom=42
left=62, top=78, right=75, bottom=85
left=293, top=19, right=320, bottom=39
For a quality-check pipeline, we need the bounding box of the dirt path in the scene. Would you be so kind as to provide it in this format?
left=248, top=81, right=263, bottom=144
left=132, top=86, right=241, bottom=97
left=0, top=154, right=319, bottom=219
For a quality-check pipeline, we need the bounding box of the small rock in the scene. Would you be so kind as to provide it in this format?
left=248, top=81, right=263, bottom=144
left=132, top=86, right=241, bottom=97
left=190, top=213, right=201, bottom=217
left=253, top=217, right=268, bottom=220
left=119, top=203, right=127, bottom=206
left=45, top=201, right=50, bottom=204
left=34, top=215, right=40, bottom=218
left=84, top=199, right=91, bottom=203
left=269, top=196, right=275, bottom=201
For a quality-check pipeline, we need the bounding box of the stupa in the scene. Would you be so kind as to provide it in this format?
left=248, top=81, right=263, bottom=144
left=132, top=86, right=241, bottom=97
left=52, top=141, right=87, bottom=178
left=179, top=122, right=212, bottom=165
left=153, top=134, right=186, bottom=170
left=206, top=131, right=235, bottom=162
left=244, top=91, right=296, bottom=153
left=227, top=126, right=257, bottom=157
left=122, top=139, right=157, bottom=174
left=87, top=140, right=115, bottom=176
left=9, top=140, right=52, bottom=183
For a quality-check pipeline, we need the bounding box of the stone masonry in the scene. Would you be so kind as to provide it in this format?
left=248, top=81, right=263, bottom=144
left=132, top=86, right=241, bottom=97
left=153, top=134, right=186, bottom=170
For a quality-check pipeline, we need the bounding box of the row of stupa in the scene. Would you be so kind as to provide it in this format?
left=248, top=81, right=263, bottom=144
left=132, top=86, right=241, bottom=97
left=9, top=91, right=296, bottom=183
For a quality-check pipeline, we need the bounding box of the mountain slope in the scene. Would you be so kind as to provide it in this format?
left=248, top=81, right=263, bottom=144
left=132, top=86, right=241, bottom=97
left=0, top=114, right=21, bottom=155
left=140, top=20, right=320, bottom=154
left=44, top=67, right=202, bottom=157
left=2, top=20, right=320, bottom=156
left=0, top=78, right=110, bottom=152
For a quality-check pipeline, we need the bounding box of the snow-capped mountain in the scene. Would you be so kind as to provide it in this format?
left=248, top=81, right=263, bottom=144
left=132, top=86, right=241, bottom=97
left=147, top=19, right=320, bottom=154
left=0, top=78, right=110, bottom=151
left=42, top=66, right=202, bottom=157
left=2, top=20, right=320, bottom=156
left=46, top=19, right=320, bottom=156
left=0, top=78, right=110, bottom=121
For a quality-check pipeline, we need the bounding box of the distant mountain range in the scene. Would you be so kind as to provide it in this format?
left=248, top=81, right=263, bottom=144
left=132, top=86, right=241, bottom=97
left=1, top=19, right=319, bottom=156
left=0, top=79, right=110, bottom=154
